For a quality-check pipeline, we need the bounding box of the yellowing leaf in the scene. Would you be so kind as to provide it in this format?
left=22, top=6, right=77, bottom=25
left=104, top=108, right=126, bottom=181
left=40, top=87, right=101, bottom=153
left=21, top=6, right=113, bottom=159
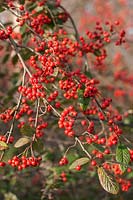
left=97, top=167, right=119, bottom=195
left=0, top=141, right=8, bottom=151
left=69, top=157, right=90, bottom=170
left=52, top=67, right=59, bottom=77
left=14, top=137, right=31, bottom=148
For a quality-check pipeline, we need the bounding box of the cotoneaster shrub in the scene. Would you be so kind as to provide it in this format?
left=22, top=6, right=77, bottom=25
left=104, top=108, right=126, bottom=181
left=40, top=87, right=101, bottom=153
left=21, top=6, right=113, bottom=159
left=0, top=0, right=133, bottom=199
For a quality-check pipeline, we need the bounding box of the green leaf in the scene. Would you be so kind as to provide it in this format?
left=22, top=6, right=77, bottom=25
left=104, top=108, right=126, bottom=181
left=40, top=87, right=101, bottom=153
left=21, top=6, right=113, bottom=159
left=12, top=54, right=18, bottom=65
left=19, top=0, right=25, bottom=5
left=21, top=49, right=34, bottom=60
left=98, top=167, right=119, bottom=194
left=33, top=140, right=44, bottom=153
left=116, top=143, right=130, bottom=173
left=20, top=124, right=35, bottom=136
left=77, top=89, right=90, bottom=111
left=94, top=49, right=101, bottom=56
left=85, top=71, right=92, bottom=78
left=0, top=7, right=5, bottom=13
left=69, top=157, right=90, bottom=170
left=14, top=137, right=31, bottom=148
left=11, top=73, right=20, bottom=85
left=0, top=141, right=8, bottom=151
left=82, top=98, right=90, bottom=111
left=2, top=54, right=10, bottom=64
left=3, top=145, right=16, bottom=162
left=127, top=171, right=133, bottom=179
left=20, top=24, right=27, bottom=35
left=78, top=89, right=84, bottom=100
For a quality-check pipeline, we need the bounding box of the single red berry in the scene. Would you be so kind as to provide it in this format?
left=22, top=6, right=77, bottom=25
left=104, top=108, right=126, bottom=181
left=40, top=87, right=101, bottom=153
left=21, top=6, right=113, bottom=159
left=91, top=160, right=97, bottom=166
left=0, top=162, right=6, bottom=167
left=75, top=165, right=81, bottom=171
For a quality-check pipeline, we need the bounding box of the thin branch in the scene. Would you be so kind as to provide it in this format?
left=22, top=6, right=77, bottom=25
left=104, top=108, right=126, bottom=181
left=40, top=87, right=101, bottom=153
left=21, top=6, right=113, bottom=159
left=16, top=44, right=40, bottom=56
left=9, top=37, right=32, bottom=77
left=42, top=98, right=61, bottom=117
left=94, top=97, right=107, bottom=118
left=6, top=68, right=26, bottom=144
left=34, top=98, right=40, bottom=128
left=64, top=140, right=77, bottom=157
left=75, top=137, right=92, bottom=159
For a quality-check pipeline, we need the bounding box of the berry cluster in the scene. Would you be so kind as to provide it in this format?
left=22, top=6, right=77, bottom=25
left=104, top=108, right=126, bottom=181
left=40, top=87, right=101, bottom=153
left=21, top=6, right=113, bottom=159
left=8, top=156, right=42, bottom=170
left=59, top=157, right=68, bottom=166
left=58, top=106, right=77, bottom=137
left=60, top=171, right=67, bottom=182
left=0, top=26, right=12, bottom=40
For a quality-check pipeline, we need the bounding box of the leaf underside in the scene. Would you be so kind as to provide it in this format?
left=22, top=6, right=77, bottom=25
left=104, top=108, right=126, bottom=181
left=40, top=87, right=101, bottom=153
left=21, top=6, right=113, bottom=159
left=98, top=167, right=119, bottom=195
left=69, top=157, right=90, bottom=170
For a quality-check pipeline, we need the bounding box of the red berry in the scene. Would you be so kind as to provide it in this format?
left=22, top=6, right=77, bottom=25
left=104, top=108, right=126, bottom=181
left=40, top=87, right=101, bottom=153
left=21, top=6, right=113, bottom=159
left=75, top=165, right=81, bottom=171
left=91, top=160, right=97, bottom=166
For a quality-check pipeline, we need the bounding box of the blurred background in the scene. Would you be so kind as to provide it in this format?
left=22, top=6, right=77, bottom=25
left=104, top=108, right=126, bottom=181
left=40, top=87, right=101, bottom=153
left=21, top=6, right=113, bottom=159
left=61, top=0, right=133, bottom=110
